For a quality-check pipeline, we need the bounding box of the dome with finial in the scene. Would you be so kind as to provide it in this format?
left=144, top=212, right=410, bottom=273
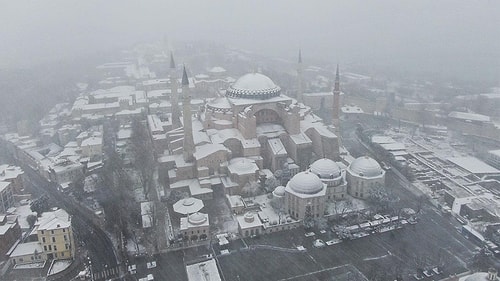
left=226, top=73, right=281, bottom=100
left=286, top=171, right=324, bottom=195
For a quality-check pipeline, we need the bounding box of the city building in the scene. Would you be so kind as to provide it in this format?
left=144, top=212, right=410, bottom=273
left=0, top=215, right=22, bottom=261
left=180, top=212, right=209, bottom=241
left=31, top=208, right=75, bottom=260
left=0, top=182, right=15, bottom=213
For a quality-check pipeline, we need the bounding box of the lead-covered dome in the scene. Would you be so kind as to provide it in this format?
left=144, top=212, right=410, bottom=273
left=207, top=96, right=232, bottom=112
left=310, top=158, right=341, bottom=179
left=188, top=212, right=208, bottom=225
left=287, top=171, right=324, bottom=194
left=226, top=73, right=281, bottom=99
left=348, top=156, right=384, bottom=178
left=273, top=185, right=286, bottom=197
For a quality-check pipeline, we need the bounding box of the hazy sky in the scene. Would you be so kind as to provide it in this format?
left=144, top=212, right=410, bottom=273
left=1, top=0, right=499, bottom=81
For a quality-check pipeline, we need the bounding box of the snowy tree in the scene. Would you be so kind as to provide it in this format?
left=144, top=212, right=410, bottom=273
left=265, top=176, right=280, bottom=192
left=242, top=181, right=260, bottom=197
left=131, top=119, right=155, bottom=199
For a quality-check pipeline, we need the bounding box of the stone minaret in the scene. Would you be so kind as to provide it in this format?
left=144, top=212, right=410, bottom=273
left=297, top=49, right=303, bottom=103
left=182, top=66, right=195, bottom=162
left=170, top=52, right=182, bottom=129
left=332, top=64, right=341, bottom=132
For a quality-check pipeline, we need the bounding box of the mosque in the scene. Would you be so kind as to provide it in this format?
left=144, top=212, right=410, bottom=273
left=160, top=52, right=385, bottom=237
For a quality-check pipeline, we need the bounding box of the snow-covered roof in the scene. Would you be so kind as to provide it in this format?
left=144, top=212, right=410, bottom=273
left=379, top=142, right=406, bottom=151
left=371, top=135, right=396, bottom=144
left=10, top=242, right=43, bottom=258
left=347, top=156, right=384, bottom=178
left=236, top=212, right=263, bottom=230
left=228, top=158, right=259, bottom=175
left=489, top=149, right=500, bottom=158
left=180, top=212, right=209, bottom=230
left=342, top=105, right=364, bottom=114
left=0, top=181, right=11, bottom=193
left=310, top=158, right=341, bottom=179
left=268, top=138, right=287, bottom=156
left=193, top=143, right=229, bottom=160
left=208, top=66, right=226, bottom=73
left=286, top=171, right=325, bottom=195
left=289, top=133, right=312, bottom=145
left=186, top=259, right=222, bottom=281
left=448, top=111, right=490, bottom=122
left=36, top=208, right=71, bottom=231
left=81, top=136, right=102, bottom=147
left=448, top=156, right=500, bottom=175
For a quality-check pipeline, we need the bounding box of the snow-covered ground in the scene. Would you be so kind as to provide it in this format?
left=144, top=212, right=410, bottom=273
left=48, top=259, right=72, bottom=275
left=126, top=238, right=146, bottom=255
left=14, top=262, right=45, bottom=269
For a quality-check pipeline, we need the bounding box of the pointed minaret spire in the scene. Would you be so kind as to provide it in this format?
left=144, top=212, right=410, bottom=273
left=332, top=64, right=341, bottom=135
left=169, top=51, right=176, bottom=69
left=297, top=49, right=304, bottom=103
left=182, top=65, right=195, bottom=162
left=170, top=53, right=181, bottom=129
left=182, top=65, right=189, bottom=86
left=334, top=64, right=340, bottom=93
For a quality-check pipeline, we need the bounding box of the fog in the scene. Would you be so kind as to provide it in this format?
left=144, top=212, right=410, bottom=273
left=1, top=0, right=499, bottom=81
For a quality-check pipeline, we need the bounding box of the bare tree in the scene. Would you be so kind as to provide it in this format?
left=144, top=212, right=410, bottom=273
left=131, top=119, right=155, bottom=199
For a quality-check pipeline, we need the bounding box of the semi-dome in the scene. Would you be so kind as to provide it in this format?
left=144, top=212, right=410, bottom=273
left=348, top=156, right=384, bottom=178
left=273, top=185, right=286, bottom=197
left=226, top=73, right=281, bottom=99
left=310, top=158, right=341, bottom=179
left=207, top=96, right=232, bottom=112
left=287, top=171, right=324, bottom=194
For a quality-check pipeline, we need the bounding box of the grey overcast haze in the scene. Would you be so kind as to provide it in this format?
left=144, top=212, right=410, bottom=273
left=1, top=0, right=499, bottom=81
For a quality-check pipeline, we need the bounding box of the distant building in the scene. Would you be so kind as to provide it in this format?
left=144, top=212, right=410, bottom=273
left=0, top=215, right=22, bottom=261
left=0, top=182, right=14, bottom=213
left=0, top=165, right=24, bottom=194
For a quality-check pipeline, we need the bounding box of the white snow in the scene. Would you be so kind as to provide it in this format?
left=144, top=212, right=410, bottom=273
left=48, top=259, right=72, bottom=275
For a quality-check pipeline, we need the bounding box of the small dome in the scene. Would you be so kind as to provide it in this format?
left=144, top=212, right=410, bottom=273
left=310, top=158, right=341, bottom=179
left=244, top=212, right=256, bottom=223
left=188, top=212, right=207, bottom=225
left=287, top=171, right=324, bottom=194
left=348, top=156, right=384, bottom=178
left=226, top=73, right=281, bottom=99
left=228, top=157, right=259, bottom=175
left=183, top=198, right=196, bottom=206
left=273, top=186, right=286, bottom=197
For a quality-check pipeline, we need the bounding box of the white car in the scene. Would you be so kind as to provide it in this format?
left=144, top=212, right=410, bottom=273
left=313, top=239, right=326, bottom=248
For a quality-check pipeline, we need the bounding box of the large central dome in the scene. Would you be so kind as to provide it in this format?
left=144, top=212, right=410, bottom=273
left=226, top=73, right=281, bottom=100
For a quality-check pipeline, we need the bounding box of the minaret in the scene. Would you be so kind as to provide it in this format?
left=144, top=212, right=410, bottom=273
left=170, top=52, right=181, bottom=129
left=297, top=49, right=304, bottom=103
left=332, top=64, right=341, bottom=133
left=182, top=66, right=195, bottom=162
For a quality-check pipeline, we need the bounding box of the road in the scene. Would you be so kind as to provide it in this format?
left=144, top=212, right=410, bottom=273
left=23, top=165, right=118, bottom=276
